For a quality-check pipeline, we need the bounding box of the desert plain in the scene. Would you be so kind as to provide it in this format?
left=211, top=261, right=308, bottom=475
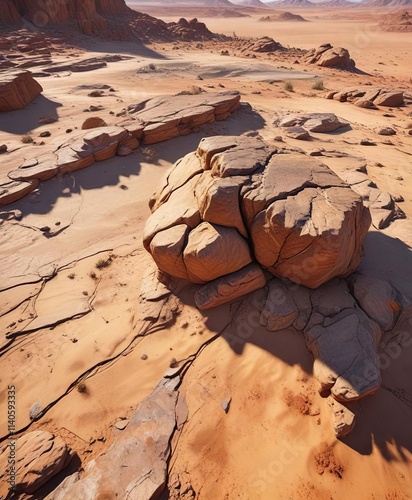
left=0, top=0, right=412, bottom=498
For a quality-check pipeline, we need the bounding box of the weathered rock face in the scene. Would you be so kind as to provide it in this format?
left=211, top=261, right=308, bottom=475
left=0, top=0, right=21, bottom=23
left=0, top=431, right=71, bottom=496
left=304, top=43, right=356, bottom=69
left=144, top=135, right=371, bottom=306
left=325, top=86, right=405, bottom=108
left=241, top=36, right=284, bottom=53
left=0, top=71, right=42, bottom=112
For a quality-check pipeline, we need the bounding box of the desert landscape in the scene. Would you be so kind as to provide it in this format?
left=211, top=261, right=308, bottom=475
left=0, top=0, right=411, bottom=498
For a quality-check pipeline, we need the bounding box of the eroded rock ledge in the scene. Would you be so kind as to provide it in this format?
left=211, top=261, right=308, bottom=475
left=0, top=91, right=240, bottom=207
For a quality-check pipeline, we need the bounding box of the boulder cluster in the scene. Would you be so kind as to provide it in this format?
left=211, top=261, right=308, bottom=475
left=144, top=135, right=371, bottom=308
left=325, top=86, right=405, bottom=108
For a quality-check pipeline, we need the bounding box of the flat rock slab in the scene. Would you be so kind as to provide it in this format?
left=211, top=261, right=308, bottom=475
left=48, top=378, right=180, bottom=499
left=279, top=113, right=349, bottom=133
left=124, top=91, right=241, bottom=144
left=1, top=92, right=240, bottom=208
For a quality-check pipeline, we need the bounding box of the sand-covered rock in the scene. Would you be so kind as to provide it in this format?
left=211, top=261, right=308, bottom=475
left=144, top=135, right=371, bottom=306
left=0, top=431, right=71, bottom=496
left=0, top=71, right=42, bottom=111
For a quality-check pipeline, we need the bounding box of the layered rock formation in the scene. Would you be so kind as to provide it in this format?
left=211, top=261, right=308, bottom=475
left=144, top=135, right=371, bottom=300
left=0, top=431, right=71, bottom=496
left=0, top=92, right=240, bottom=207
left=326, top=86, right=405, bottom=108
left=0, top=0, right=222, bottom=41
left=304, top=43, right=356, bottom=70
left=0, top=71, right=42, bottom=112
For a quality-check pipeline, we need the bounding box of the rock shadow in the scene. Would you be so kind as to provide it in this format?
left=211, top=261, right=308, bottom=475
left=0, top=95, right=62, bottom=134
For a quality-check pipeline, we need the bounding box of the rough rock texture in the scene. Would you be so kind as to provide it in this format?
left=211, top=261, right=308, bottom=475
left=144, top=135, right=371, bottom=307
left=0, top=0, right=222, bottom=42
left=343, top=170, right=398, bottom=229
left=241, top=36, right=285, bottom=53
left=379, top=9, right=412, bottom=32
left=304, top=43, right=356, bottom=69
left=122, top=91, right=241, bottom=144
left=1, top=92, right=239, bottom=207
left=47, top=378, right=179, bottom=499
left=325, top=86, right=405, bottom=108
left=327, top=398, right=357, bottom=438
left=278, top=113, right=349, bottom=133
left=194, top=263, right=266, bottom=309
left=168, top=17, right=217, bottom=41
left=0, top=71, right=42, bottom=112
left=0, top=431, right=71, bottom=496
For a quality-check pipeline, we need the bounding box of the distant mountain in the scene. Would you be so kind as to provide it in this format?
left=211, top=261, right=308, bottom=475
left=318, top=0, right=354, bottom=6
left=365, top=0, right=412, bottom=5
left=265, top=0, right=314, bottom=6
left=233, top=0, right=267, bottom=6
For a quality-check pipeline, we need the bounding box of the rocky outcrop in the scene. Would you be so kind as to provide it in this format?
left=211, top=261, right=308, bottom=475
left=121, top=91, right=241, bottom=144
left=325, top=86, right=405, bottom=108
left=0, top=431, right=71, bottom=496
left=278, top=112, right=349, bottom=133
left=304, top=43, right=356, bottom=70
left=0, top=0, right=221, bottom=41
left=0, top=71, right=42, bottom=112
left=144, top=135, right=371, bottom=305
left=241, top=36, right=285, bottom=53
left=0, top=92, right=240, bottom=207
left=379, top=9, right=412, bottom=32
left=168, top=17, right=217, bottom=41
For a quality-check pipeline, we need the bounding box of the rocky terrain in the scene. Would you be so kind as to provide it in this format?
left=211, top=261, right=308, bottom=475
left=0, top=1, right=412, bottom=499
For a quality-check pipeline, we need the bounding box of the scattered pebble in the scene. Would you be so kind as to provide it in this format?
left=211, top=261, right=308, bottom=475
left=221, top=397, right=232, bottom=413
left=141, top=354, right=148, bottom=360
left=0, top=144, right=8, bottom=154
left=39, top=131, right=51, bottom=137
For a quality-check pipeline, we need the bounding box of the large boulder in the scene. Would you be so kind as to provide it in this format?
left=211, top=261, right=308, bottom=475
left=304, top=43, right=356, bottom=70
left=144, top=136, right=371, bottom=306
left=0, top=71, right=42, bottom=112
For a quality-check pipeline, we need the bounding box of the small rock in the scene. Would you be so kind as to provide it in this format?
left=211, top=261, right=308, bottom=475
left=141, top=354, right=148, bottom=360
left=66, top=128, right=73, bottom=133
left=39, top=131, right=51, bottom=137
left=114, top=419, right=128, bottom=430
left=309, top=148, right=324, bottom=156
left=396, top=176, right=404, bottom=181
left=29, top=401, right=42, bottom=420
left=0, top=144, right=8, bottom=154
left=360, top=139, right=376, bottom=146
left=40, top=226, right=50, bottom=232
left=88, top=90, right=104, bottom=97
left=376, top=127, right=396, bottom=136
left=221, top=397, right=232, bottom=413
left=82, top=117, right=107, bottom=130
left=169, top=357, right=178, bottom=368
left=392, top=194, right=404, bottom=202
left=117, top=145, right=132, bottom=156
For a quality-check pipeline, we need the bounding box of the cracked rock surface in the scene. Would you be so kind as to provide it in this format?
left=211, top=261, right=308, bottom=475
left=145, top=135, right=371, bottom=299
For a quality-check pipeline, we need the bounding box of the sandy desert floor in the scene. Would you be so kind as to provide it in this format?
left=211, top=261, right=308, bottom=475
left=0, top=6, right=412, bottom=499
